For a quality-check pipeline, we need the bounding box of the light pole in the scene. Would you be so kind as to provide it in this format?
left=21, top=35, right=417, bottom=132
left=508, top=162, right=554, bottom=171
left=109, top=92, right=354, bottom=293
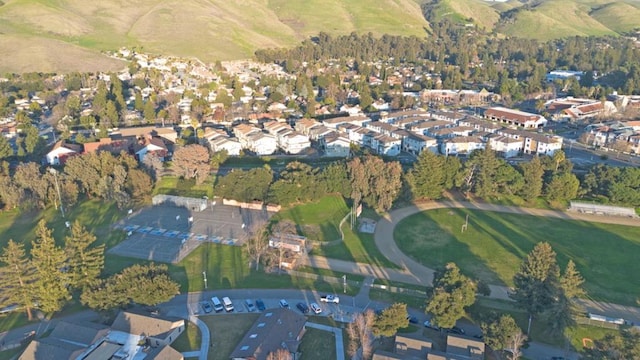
left=202, top=271, right=208, bottom=289
left=48, top=168, right=65, bottom=218
left=342, top=275, right=347, bottom=294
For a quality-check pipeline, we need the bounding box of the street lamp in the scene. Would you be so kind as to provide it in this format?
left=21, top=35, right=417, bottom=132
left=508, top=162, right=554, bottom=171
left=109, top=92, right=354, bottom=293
left=202, top=271, right=208, bottom=289
left=48, top=168, right=65, bottom=218
left=342, top=275, right=347, bottom=294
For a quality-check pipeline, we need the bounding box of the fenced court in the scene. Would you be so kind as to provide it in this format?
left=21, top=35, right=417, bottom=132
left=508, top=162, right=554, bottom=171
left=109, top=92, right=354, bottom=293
left=110, top=202, right=275, bottom=263
left=568, top=201, right=638, bottom=218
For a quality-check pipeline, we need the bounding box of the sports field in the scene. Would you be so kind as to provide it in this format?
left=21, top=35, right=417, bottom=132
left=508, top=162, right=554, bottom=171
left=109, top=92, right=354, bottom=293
left=394, top=208, right=640, bottom=305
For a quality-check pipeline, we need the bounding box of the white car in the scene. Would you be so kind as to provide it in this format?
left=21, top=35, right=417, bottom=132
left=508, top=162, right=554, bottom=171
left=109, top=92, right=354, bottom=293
left=320, top=295, right=339, bottom=304
left=310, top=302, right=322, bottom=314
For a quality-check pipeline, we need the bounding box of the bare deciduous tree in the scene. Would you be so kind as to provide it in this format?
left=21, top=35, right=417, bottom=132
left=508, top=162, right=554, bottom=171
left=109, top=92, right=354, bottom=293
left=244, top=220, right=270, bottom=271
left=347, top=310, right=376, bottom=360
left=172, top=144, right=210, bottom=184
left=266, top=348, right=292, bottom=360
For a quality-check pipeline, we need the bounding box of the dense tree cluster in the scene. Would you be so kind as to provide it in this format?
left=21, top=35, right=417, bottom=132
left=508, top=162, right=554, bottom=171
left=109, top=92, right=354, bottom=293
left=426, top=263, right=477, bottom=329
left=256, top=27, right=640, bottom=102
left=81, top=263, right=179, bottom=311
left=372, top=302, right=409, bottom=337
left=512, top=242, right=585, bottom=336
left=0, top=221, right=104, bottom=318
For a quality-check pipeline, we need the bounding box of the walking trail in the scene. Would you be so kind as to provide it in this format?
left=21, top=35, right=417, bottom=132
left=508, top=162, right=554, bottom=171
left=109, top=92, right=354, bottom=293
left=307, top=198, right=640, bottom=323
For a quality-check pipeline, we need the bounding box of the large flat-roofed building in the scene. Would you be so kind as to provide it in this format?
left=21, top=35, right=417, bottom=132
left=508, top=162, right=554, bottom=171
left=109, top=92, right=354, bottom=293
left=484, top=107, right=547, bottom=129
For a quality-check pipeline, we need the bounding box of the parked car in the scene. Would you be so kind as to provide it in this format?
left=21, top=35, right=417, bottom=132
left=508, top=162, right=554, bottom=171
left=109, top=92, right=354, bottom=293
left=255, top=299, right=266, bottom=311
left=320, top=295, right=340, bottom=304
left=423, top=319, right=440, bottom=330
left=407, top=315, right=419, bottom=324
left=279, top=299, right=289, bottom=308
left=296, top=302, right=309, bottom=314
left=211, top=297, right=224, bottom=312
left=201, top=301, right=213, bottom=314
left=245, top=299, right=256, bottom=312
left=447, top=326, right=465, bottom=335
left=310, top=302, right=322, bottom=314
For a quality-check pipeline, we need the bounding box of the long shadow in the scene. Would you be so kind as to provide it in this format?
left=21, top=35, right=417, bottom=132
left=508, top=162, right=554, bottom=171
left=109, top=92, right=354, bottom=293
left=393, top=208, right=508, bottom=287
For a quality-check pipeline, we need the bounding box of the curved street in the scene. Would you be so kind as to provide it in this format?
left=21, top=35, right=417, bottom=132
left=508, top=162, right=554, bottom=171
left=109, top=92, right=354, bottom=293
left=372, top=199, right=640, bottom=321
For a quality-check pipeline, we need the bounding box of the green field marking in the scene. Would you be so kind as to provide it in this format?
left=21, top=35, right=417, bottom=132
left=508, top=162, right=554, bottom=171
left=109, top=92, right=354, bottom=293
left=394, top=208, right=640, bottom=305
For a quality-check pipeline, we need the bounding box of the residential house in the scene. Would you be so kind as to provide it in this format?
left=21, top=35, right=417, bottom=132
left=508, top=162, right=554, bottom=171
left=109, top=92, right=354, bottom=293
left=322, top=115, right=370, bottom=129
left=430, top=111, right=464, bottom=124
left=294, top=118, right=323, bottom=136
left=458, top=117, right=502, bottom=133
left=210, top=136, right=242, bottom=156
left=321, top=133, right=351, bottom=157
left=545, top=97, right=616, bottom=122
left=153, top=127, right=179, bottom=143
left=18, top=311, right=185, bottom=360
left=366, top=121, right=402, bottom=138
left=440, top=136, right=485, bottom=156
left=523, top=133, right=563, bottom=156
left=409, top=120, right=453, bottom=136
left=403, top=132, right=438, bottom=155
left=372, top=334, right=434, bottom=360
left=382, top=110, right=429, bottom=123
left=371, top=134, right=401, bottom=156
left=307, top=125, right=335, bottom=141
left=135, top=137, right=169, bottom=162
left=246, top=132, right=277, bottom=155
left=234, top=124, right=262, bottom=147
left=82, top=138, right=131, bottom=155
left=484, top=107, right=547, bottom=129
left=46, top=141, right=82, bottom=165
left=280, top=132, right=311, bottom=154
left=229, top=308, right=306, bottom=360
left=111, top=310, right=185, bottom=349
left=487, top=134, right=523, bottom=158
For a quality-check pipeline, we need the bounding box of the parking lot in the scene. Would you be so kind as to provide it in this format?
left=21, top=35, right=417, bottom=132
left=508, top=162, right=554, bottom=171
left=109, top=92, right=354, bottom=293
left=109, top=203, right=275, bottom=263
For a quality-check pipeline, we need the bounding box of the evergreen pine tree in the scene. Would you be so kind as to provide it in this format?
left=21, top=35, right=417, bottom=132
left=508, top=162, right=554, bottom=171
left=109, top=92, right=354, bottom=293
left=31, top=220, right=71, bottom=314
left=65, top=221, right=105, bottom=290
left=0, top=240, right=37, bottom=320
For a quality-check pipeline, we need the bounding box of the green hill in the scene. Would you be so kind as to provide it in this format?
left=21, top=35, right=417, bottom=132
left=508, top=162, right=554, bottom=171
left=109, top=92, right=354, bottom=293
left=0, top=0, right=429, bottom=73
left=426, top=0, right=640, bottom=39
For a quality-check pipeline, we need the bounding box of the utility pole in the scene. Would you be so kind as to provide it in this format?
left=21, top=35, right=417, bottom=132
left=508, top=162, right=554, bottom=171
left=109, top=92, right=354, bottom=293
left=343, top=275, right=347, bottom=294
left=202, top=271, right=208, bottom=289
left=48, top=168, right=65, bottom=218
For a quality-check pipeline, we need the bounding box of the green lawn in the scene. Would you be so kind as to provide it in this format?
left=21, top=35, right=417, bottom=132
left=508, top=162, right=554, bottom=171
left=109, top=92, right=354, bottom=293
left=154, top=176, right=214, bottom=199
left=299, top=328, right=337, bottom=360
left=201, top=314, right=260, bottom=360
left=103, top=244, right=362, bottom=295
left=394, top=209, right=640, bottom=305
left=172, top=321, right=201, bottom=352
left=0, top=199, right=125, bottom=251
left=274, top=196, right=350, bottom=242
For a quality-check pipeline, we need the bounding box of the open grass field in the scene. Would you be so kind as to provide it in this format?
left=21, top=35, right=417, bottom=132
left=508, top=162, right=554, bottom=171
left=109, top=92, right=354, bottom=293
left=200, top=313, right=260, bottom=360
left=0, top=199, right=125, bottom=251
left=104, top=243, right=361, bottom=295
left=154, top=176, right=215, bottom=199
left=394, top=208, right=640, bottom=305
left=312, top=220, right=399, bottom=269
left=299, top=328, right=337, bottom=360
left=274, top=195, right=349, bottom=242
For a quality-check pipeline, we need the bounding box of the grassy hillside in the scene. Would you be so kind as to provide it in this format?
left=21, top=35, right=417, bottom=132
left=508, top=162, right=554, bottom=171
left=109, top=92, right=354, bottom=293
left=498, top=0, right=617, bottom=40
left=427, top=0, right=640, bottom=40
left=0, top=0, right=429, bottom=73
left=424, top=0, right=501, bottom=31
left=590, top=1, right=640, bottom=33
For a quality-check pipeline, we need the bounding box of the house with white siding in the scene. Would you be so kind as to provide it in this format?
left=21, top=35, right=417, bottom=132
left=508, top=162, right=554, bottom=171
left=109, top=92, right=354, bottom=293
left=403, top=132, right=438, bottom=155
left=487, top=134, right=523, bottom=158
left=440, top=136, right=485, bottom=156
left=209, top=136, right=242, bottom=156
left=246, top=132, right=277, bottom=155
left=371, top=134, right=401, bottom=156
left=280, top=132, right=311, bottom=154
left=321, top=133, right=351, bottom=157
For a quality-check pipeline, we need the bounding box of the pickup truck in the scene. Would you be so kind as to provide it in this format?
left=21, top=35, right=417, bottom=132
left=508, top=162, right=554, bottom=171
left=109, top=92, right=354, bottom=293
left=320, top=295, right=340, bottom=304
